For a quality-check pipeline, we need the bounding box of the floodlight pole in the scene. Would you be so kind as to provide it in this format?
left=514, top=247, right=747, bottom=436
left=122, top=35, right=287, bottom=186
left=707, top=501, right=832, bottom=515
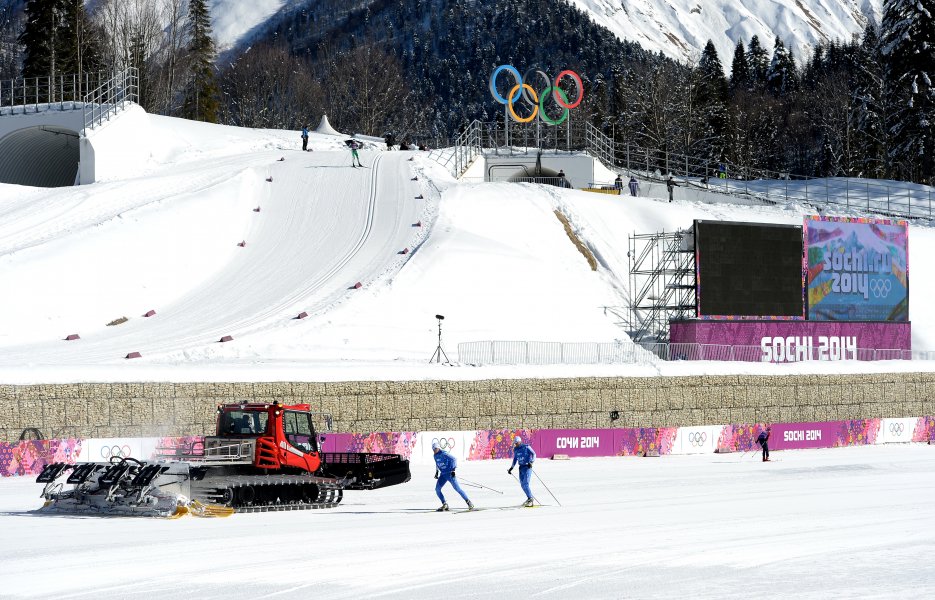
left=430, top=317, right=450, bottom=364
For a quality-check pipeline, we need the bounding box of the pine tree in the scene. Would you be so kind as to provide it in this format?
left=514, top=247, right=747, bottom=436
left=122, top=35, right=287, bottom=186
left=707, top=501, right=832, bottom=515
left=767, top=37, right=798, bottom=97
left=729, top=40, right=750, bottom=94
left=748, top=35, right=769, bottom=91
left=881, top=0, right=935, bottom=182
left=19, top=0, right=102, bottom=86
left=181, top=0, right=219, bottom=122
left=691, top=40, right=728, bottom=160
left=0, top=0, right=23, bottom=79
left=853, top=24, right=888, bottom=178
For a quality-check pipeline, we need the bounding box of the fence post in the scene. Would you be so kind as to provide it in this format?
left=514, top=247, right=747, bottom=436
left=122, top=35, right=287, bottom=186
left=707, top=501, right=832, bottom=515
left=846, top=178, right=849, bottom=210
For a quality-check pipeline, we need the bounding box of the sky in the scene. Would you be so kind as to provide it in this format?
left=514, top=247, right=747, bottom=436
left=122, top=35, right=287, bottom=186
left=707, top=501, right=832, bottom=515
left=1, top=105, right=934, bottom=384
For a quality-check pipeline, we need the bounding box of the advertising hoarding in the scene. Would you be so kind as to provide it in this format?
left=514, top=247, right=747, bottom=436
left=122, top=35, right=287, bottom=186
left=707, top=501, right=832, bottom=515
left=805, top=216, right=908, bottom=321
left=669, top=320, right=911, bottom=362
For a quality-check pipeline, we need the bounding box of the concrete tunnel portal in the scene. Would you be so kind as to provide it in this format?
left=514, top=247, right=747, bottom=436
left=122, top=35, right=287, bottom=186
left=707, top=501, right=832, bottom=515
left=0, top=125, right=80, bottom=187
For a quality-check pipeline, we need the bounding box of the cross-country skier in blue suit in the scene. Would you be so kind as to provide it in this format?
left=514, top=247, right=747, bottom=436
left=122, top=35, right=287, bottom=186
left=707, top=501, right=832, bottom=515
left=757, top=427, right=771, bottom=462
left=508, top=436, right=536, bottom=507
left=433, top=441, right=473, bottom=511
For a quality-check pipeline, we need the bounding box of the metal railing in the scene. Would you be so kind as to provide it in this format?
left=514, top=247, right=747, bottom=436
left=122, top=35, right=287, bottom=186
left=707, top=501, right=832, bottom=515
left=0, top=73, right=104, bottom=115
left=0, top=68, right=138, bottom=134
left=82, top=67, right=138, bottom=133
left=458, top=340, right=658, bottom=366
left=458, top=340, right=935, bottom=366
left=442, top=117, right=935, bottom=219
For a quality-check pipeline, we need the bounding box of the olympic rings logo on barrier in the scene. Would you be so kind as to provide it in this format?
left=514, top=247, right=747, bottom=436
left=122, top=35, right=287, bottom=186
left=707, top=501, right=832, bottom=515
left=432, top=437, right=455, bottom=450
left=687, top=431, right=707, bottom=447
left=889, top=423, right=905, bottom=435
left=870, top=278, right=892, bottom=298
left=101, top=444, right=132, bottom=459
left=489, top=65, right=584, bottom=125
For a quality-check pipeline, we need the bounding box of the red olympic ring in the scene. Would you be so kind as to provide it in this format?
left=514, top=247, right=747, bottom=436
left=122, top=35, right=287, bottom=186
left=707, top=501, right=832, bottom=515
left=553, top=70, right=583, bottom=109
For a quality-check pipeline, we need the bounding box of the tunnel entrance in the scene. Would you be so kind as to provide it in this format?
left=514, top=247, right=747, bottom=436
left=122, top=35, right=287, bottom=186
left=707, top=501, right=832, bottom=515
left=0, top=125, right=80, bottom=187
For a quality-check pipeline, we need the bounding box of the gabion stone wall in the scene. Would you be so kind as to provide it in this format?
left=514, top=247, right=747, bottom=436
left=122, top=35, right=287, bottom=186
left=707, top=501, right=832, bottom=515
left=1, top=373, right=933, bottom=442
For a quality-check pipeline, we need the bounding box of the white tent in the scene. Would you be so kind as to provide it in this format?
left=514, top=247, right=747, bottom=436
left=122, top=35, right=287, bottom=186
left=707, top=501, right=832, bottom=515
left=314, top=114, right=342, bottom=136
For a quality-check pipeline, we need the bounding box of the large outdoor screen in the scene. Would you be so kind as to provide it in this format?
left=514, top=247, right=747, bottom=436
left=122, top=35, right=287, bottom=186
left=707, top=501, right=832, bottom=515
left=805, top=216, right=908, bottom=321
left=695, top=220, right=804, bottom=319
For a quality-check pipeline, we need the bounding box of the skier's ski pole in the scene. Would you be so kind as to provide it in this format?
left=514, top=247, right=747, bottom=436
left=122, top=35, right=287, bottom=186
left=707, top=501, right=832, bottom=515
left=532, top=469, right=562, bottom=507
left=458, top=477, right=503, bottom=494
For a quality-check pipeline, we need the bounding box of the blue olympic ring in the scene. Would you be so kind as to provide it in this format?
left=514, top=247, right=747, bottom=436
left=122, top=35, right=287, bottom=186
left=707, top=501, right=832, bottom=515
left=489, top=65, right=522, bottom=104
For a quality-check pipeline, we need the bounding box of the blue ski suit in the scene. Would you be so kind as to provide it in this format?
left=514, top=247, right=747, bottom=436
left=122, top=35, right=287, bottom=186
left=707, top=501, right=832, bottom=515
left=757, top=430, right=770, bottom=460
left=510, top=443, right=536, bottom=499
left=433, top=449, right=470, bottom=504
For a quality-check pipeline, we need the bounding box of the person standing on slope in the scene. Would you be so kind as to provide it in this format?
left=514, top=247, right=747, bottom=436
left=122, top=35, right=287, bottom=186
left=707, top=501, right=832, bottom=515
left=433, top=441, right=473, bottom=511
left=301, top=125, right=309, bottom=151
left=347, top=136, right=364, bottom=167
left=757, top=427, right=771, bottom=462
left=628, top=176, right=640, bottom=197
left=666, top=175, right=678, bottom=202
left=508, top=436, right=536, bottom=507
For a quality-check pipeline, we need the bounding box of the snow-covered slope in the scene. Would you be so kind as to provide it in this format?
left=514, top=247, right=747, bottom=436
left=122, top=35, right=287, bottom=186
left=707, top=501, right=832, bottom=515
left=208, top=0, right=882, bottom=66
left=2, top=108, right=935, bottom=384
left=568, top=0, right=882, bottom=64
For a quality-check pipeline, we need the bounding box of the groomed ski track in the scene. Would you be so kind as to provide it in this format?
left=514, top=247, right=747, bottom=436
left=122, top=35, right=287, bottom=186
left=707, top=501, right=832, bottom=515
left=0, top=148, right=424, bottom=365
left=1, top=445, right=933, bottom=598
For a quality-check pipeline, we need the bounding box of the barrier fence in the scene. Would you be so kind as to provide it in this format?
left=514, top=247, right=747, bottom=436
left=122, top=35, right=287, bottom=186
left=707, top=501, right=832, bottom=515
left=441, top=120, right=935, bottom=220
left=4, top=417, right=933, bottom=476
left=457, top=340, right=935, bottom=365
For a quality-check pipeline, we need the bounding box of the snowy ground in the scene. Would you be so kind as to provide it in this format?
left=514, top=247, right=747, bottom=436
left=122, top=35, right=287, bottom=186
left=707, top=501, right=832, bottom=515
left=1, top=444, right=932, bottom=598
left=2, top=108, right=935, bottom=383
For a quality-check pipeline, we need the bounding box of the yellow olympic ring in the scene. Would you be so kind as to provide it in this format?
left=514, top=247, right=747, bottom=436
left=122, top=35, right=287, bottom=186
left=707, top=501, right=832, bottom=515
left=507, top=84, right=538, bottom=123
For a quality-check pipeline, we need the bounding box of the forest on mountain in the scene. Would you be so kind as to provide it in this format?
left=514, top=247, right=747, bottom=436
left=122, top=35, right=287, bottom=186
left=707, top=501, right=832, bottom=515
left=1, top=0, right=933, bottom=184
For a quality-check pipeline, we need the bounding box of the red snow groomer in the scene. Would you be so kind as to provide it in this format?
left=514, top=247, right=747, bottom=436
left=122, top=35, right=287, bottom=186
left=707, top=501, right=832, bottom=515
left=36, top=401, right=410, bottom=517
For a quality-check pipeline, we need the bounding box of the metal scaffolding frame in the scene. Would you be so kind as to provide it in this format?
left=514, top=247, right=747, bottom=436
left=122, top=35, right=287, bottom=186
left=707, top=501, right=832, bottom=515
left=628, top=229, right=696, bottom=342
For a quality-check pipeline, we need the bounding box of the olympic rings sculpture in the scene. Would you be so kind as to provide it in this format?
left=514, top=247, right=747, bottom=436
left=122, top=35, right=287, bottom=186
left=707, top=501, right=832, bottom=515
left=432, top=437, right=456, bottom=450
left=489, top=65, right=584, bottom=125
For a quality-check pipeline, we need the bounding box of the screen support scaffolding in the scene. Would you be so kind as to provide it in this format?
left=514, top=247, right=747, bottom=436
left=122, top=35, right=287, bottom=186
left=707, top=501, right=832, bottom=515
left=628, top=230, right=696, bottom=343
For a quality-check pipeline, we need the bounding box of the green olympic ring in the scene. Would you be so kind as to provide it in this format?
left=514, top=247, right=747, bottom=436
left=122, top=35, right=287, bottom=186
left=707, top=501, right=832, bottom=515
left=539, top=86, right=570, bottom=126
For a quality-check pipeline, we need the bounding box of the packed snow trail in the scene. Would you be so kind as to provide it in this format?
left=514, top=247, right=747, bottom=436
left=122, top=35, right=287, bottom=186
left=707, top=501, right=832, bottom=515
left=0, top=150, right=424, bottom=364
left=1, top=445, right=932, bottom=598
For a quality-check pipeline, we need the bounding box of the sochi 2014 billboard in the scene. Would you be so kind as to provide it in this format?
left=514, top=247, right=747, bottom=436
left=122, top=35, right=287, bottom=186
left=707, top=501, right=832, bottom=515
left=805, top=216, right=908, bottom=321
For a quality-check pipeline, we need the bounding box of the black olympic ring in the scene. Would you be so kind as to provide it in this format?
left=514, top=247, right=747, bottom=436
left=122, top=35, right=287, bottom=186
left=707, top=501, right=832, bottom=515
left=101, top=444, right=132, bottom=459
left=870, top=278, right=892, bottom=298
left=889, top=423, right=905, bottom=435
left=687, top=431, right=707, bottom=446
left=432, top=437, right=455, bottom=450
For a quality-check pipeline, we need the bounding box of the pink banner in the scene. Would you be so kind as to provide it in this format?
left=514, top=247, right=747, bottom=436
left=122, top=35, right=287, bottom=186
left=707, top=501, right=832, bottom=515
left=670, top=320, right=911, bottom=361
left=3, top=417, right=931, bottom=478
left=532, top=429, right=613, bottom=457
left=0, top=439, right=82, bottom=477
left=768, top=420, right=880, bottom=450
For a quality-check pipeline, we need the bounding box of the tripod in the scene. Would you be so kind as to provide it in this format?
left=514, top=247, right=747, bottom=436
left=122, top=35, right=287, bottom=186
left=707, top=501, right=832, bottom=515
left=429, top=315, right=450, bottom=364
